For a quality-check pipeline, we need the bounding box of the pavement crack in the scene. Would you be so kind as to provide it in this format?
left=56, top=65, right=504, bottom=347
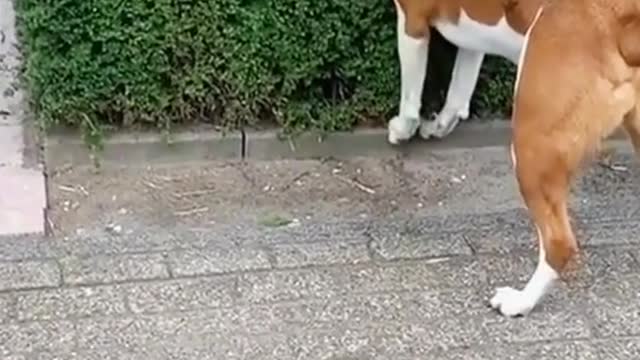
left=364, top=231, right=381, bottom=262
left=626, top=249, right=640, bottom=268
left=161, top=252, right=175, bottom=279
left=240, top=128, right=247, bottom=158
left=262, top=245, right=278, bottom=269
left=462, top=234, right=478, bottom=255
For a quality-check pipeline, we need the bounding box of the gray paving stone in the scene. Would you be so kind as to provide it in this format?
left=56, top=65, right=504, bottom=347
left=581, top=220, right=640, bottom=247
left=465, top=225, right=536, bottom=254
left=236, top=220, right=370, bottom=245
left=0, top=293, right=14, bottom=323
left=163, top=313, right=590, bottom=360
left=580, top=247, right=639, bottom=276
left=167, top=247, right=270, bottom=277
left=0, top=235, right=55, bottom=261
left=33, top=349, right=137, bottom=360
left=125, top=276, right=238, bottom=313
left=478, top=309, right=591, bottom=344
left=55, top=225, right=183, bottom=257
left=4, top=355, right=26, bottom=360
left=74, top=315, right=182, bottom=350
left=422, top=210, right=640, bottom=255
left=14, top=285, right=127, bottom=321
left=383, top=309, right=591, bottom=353
left=584, top=273, right=640, bottom=338
left=597, top=338, right=640, bottom=360
left=431, top=341, right=599, bottom=360
left=0, top=320, right=75, bottom=356
left=238, top=259, right=487, bottom=304
left=270, top=240, right=371, bottom=268
left=0, top=260, right=60, bottom=291
left=163, top=288, right=492, bottom=337
left=264, top=288, right=491, bottom=330
left=403, top=208, right=531, bottom=235
left=367, top=220, right=473, bottom=260
left=60, top=253, right=169, bottom=286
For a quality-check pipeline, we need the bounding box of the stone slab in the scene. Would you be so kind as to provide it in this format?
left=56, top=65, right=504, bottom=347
left=0, top=320, right=75, bottom=356
left=0, top=259, right=60, bottom=291
left=167, top=247, right=271, bottom=277
left=60, top=253, right=169, bottom=286
left=14, top=285, right=127, bottom=321
left=0, top=124, right=22, bottom=166
left=269, top=239, right=371, bottom=268
left=243, top=121, right=513, bottom=160
left=45, top=129, right=243, bottom=168
left=0, top=167, right=46, bottom=236
left=124, top=276, right=238, bottom=314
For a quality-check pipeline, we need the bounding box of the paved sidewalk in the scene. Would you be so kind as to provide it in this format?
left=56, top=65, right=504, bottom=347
left=0, top=0, right=46, bottom=236
left=1, top=145, right=640, bottom=359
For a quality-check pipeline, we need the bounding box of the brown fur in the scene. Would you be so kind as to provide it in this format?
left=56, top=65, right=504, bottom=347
left=619, top=16, right=640, bottom=67
left=512, top=0, right=640, bottom=274
left=396, top=0, right=544, bottom=38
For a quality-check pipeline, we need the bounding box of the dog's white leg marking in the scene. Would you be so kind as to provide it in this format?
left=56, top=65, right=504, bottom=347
left=388, top=3, right=429, bottom=145
left=420, top=49, right=484, bottom=139
left=490, top=226, right=559, bottom=317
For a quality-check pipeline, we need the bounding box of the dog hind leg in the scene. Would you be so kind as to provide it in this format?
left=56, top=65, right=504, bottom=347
left=388, top=1, right=430, bottom=145
left=420, top=48, right=485, bottom=139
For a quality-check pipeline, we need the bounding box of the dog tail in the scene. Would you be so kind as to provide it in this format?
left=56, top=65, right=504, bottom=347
left=619, top=16, right=640, bottom=67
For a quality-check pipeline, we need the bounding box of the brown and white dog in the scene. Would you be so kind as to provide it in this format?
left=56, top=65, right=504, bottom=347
left=388, top=0, right=543, bottom=144
left=490, top=0, right=640, bottom=317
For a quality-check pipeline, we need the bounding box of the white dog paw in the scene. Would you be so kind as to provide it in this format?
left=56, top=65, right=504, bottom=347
left=489, top=287, right=535, bottom=317
left=388, top=115, right=419, bottom=144
left=419, top=108, right=464, bottom=139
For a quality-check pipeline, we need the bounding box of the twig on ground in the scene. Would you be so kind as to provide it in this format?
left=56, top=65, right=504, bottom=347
left=174, top=189, right=216, bottom=198
left=143, top=180, right=161, bottom=190
left=46, top=216, right=56, bottom=235
left=598, top=161, right=628, bottom=172
left=597, top=147, right=627, bottom=171
left=58, top=185, right=77, bottom=193
left=78, top=185, right=90, bottom=196
left=174, top=207, right=209, bottom=216
left=333, top=174, right=376, bottom=194
left=279, top=171, right=311, bottom=191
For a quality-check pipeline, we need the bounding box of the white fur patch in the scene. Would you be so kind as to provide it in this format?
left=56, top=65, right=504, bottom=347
left=513, top=7, right=545, bottom=97
left=490, top=226, right=559, bottom=317
left=434, top=11, right=523, bottom=63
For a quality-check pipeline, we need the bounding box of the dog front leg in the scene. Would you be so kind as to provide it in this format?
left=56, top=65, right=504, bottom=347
left=490, top=225, right=560, bottom=317
left=420, top=48, right=484, bottom=139
left=388, top=2, right=429, bottom=145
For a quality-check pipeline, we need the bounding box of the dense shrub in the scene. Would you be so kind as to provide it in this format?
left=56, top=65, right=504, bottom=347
left=16, top=0, right=515, bottom=148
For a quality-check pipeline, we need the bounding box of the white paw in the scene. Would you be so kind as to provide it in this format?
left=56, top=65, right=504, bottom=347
left=457, top=107, right=470, bottom=121
left=388, top=115, right=419, bottom=144
left=489, top=287, right=535, bottom=317
left=419, top=108, right=466, bottom=139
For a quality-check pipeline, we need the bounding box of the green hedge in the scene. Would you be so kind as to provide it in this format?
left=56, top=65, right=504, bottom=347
left=16, top=0, right=515, bottom=147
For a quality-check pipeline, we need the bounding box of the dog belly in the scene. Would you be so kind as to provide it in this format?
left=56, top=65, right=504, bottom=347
left=434, top=10, right=524, bottom=63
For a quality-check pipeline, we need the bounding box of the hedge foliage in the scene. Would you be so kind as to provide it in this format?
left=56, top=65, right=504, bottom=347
left=16, top=0, right=515, bottom=147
